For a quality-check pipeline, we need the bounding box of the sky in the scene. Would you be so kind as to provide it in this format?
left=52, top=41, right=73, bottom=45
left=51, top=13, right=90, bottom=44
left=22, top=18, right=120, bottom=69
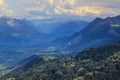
left=0, top=0, right=120, bottom=21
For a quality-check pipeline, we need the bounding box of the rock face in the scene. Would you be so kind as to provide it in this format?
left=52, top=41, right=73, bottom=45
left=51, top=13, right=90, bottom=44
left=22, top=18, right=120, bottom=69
left=66, top=15, right=120, bottom=51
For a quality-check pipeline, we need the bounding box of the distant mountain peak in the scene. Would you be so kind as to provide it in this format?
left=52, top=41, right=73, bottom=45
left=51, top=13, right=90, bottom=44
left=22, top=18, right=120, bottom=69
left=0, top=17, right=51, bottom=46
left=65, top=15, right=120, bottom=51
left=94, top=17, right=103, bottom=21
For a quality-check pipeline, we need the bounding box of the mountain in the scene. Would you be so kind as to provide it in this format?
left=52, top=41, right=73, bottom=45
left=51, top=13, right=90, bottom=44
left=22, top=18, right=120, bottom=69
left=50, top=20, right=89, bottom=38
left=32, top=18, right=63, bottom=34
left=0, top=17, right=49, bottom=46
left=3, top=42, right=120, bottom=80
left=66, top=15, right=120, bottom=51
left=32, top=18, right=89, bottom=38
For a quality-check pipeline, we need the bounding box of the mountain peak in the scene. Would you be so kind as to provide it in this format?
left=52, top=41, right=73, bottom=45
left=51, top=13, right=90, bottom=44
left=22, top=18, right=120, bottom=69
left=66, top=15, right=120, bottom=51
left=95, top=17, right=103, bottom=20
left=93, top=17, right=103, bottom=22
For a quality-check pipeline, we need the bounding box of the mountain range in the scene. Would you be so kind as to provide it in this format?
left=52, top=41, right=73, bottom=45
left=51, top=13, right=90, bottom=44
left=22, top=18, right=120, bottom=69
left=0, top=15, right=120, bottom=80
left=62, top=15, right=120, bottom=51
left=33, top=19, right=89, bottom=38
left=0, top=17, right=51, bottom=46
left=0, top=15, right=120, bottom=48
left=50, top=20, right=89, bottom=38
left=0, top=16, right=89, bottom=70
left=0, top=15, right=120, bottom=73
left=0, top=17, right=89, bottom=47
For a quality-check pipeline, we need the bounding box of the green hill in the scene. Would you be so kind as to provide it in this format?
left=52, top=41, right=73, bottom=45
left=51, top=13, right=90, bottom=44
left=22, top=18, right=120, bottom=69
left=3, top=42, right=120, bottom=80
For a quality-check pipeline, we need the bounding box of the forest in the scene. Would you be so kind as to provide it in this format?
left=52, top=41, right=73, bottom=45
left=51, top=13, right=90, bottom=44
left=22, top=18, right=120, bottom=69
left=2, top=42, right=120, bottom=80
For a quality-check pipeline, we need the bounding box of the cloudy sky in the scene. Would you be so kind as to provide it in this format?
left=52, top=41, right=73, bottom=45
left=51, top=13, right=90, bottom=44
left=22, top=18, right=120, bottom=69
left=0, top=0, right=120, bottom=21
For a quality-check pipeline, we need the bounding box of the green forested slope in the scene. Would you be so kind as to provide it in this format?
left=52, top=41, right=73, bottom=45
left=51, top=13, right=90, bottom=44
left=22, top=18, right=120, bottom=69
left=3, top=42, right=120, bottom=80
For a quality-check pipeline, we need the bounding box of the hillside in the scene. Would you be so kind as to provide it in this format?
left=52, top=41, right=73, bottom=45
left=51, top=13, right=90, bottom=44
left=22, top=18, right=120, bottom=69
left=3, top=42, right=120, bottom=80
left=50, top=20, right=89, bottom=38
left=0, top=17, right=50, bottom=46
left=64, top=15, right=120, bottom=51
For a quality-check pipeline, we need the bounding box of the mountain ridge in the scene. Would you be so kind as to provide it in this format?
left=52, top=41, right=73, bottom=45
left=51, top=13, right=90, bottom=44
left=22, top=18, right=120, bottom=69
left=0, top=17, right=51, bottom=46
left=64, top=15, right=120, bottom=51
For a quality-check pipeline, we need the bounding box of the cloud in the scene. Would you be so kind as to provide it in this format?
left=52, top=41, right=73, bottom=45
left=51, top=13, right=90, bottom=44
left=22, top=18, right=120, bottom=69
left=25, top=7, right=45, bottom=12
left=54, top=6, right=117, bottom=16
left=0, top=0, right=13, bottom=17
left=52, top=0, right=119, bottom=16
left=2, top=0, right=120, bottom=20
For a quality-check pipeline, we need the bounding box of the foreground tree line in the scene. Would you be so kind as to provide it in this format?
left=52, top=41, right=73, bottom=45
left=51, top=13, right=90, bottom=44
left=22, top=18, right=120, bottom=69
left=2, top=42, right=120, bottom=80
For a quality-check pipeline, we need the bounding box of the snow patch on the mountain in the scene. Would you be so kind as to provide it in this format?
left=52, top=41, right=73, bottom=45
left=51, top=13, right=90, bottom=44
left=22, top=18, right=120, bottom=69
left=111, top=24, right=120, bottom=28
left=7, top=20, right=15, bottom=27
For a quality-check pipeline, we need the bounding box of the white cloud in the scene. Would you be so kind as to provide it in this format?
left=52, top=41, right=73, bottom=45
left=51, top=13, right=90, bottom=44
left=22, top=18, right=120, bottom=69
left=54, top=6, right=117, bottom=16
left=25, top=7, right=45, bottom=12
left=2, top=0, right=120, bottom=20
left=0, top=0, right=13, bottom=17
left=0, top=0, right=3, bottom=4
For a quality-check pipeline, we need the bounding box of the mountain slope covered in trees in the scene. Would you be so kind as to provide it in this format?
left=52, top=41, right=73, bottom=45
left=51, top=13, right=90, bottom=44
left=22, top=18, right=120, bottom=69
left=3, top=42, right=120, bottom=80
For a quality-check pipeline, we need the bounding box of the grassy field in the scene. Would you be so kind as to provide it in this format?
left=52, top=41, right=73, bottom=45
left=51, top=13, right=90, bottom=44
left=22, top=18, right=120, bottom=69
left=0, top=64, right=6, bottom=70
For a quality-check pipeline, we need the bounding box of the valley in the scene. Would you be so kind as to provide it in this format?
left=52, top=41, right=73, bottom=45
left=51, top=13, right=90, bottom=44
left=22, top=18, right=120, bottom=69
left=2, top=42, right=120, bottom=80
left=0, top=14, right=120, bottom=80
left=0, top=45, right=69, bottom=70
